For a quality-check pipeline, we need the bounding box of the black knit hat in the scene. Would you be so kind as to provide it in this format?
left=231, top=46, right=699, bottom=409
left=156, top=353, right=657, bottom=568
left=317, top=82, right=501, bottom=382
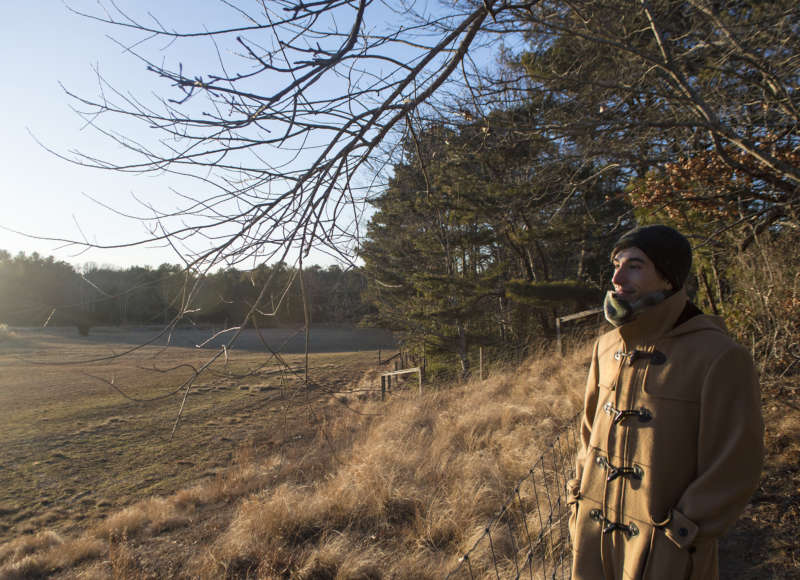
left=611, top=225, right=693, bottom=290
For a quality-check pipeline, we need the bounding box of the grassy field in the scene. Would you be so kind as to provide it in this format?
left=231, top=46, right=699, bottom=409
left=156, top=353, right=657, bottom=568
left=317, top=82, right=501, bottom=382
left=0, top=327, right=386, bottom=548
left=0, top=327, right=796, bottom=579
left=0, top=326, right=590, bottom=579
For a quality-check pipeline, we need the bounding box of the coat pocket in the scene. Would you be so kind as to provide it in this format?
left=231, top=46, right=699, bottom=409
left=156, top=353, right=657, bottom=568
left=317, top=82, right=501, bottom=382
left=642, top=526, right=691, bottom=580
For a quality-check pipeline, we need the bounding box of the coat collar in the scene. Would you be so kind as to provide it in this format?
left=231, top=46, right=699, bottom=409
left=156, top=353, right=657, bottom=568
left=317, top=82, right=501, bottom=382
left=614, top=288, right=688, bottom=345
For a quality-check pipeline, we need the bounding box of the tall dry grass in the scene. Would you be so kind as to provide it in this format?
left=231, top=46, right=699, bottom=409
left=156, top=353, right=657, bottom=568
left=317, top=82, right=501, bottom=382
left=189, top=342, right=589, bottom=579
left=0, top=341, right=590, bottom=579
left=0, top=531, right=104, bottom=580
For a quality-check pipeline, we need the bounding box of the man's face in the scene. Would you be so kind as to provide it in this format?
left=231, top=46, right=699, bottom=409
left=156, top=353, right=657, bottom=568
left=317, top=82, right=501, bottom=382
left=611, top=247, right=672, bottom=303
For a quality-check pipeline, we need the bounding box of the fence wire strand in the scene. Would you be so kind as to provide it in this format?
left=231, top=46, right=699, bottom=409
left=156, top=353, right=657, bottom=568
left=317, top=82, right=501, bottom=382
left=446, top=412, right=580, bottom=580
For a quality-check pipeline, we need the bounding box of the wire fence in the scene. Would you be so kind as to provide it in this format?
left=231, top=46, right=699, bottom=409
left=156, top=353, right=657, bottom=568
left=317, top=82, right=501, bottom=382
left=446, top=413, right=581, bottom=580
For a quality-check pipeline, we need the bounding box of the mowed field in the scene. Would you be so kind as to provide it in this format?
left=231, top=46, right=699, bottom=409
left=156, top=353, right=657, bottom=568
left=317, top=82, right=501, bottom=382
left=0, top=326, right=394, bottom=546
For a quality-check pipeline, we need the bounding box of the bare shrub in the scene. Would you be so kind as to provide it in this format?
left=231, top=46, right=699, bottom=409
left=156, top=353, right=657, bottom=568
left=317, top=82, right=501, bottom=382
left=727, top=230, right=800, bottom=377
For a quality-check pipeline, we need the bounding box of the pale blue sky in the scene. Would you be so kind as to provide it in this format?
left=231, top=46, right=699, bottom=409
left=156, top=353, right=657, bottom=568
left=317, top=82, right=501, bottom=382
left=0, top=1, right=202, bottom=268
left=0, top=1, right=492, bottom=271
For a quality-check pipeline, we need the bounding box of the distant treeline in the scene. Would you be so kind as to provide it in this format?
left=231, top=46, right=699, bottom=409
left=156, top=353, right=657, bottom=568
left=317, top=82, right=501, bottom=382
left=0, top=251, right=372, bottom=330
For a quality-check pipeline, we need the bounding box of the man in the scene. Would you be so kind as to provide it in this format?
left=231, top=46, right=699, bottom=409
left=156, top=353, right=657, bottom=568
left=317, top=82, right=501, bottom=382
left=567, top=225, right=763, bottom=580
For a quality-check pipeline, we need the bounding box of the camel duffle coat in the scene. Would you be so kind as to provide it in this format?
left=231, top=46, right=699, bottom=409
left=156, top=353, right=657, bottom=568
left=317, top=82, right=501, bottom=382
left=567, top=288, right=763, bottom=580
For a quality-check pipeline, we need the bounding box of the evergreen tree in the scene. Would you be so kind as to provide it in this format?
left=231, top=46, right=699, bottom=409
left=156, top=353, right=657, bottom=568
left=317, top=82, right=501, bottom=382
left=361, top=112, right=628, bottom=371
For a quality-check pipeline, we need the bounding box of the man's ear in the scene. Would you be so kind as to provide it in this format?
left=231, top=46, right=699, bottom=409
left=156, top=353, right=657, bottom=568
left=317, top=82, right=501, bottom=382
left=656, top=269, right=673, bottom=291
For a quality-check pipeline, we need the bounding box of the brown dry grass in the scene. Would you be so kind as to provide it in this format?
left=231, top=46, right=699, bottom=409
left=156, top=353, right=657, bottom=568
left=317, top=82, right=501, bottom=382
left=2, top=327, right=797, bottom=579
left=90, top=496, right=192, bottom=540
left=0, top=532, right=104, bottom=580
left=183, top=344, right=589, bottom=579
left=0, top=332, right=590, bottom=578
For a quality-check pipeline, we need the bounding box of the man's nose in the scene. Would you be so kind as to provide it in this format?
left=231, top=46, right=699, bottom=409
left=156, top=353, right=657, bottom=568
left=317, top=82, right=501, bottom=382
left=612, top=268, right=625, bottom=287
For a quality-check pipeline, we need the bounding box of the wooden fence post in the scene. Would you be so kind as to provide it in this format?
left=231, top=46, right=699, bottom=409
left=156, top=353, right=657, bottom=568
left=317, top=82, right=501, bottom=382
left=556, top=317, right=562, bottom=357
left=381, top=375, right=386, bottom=401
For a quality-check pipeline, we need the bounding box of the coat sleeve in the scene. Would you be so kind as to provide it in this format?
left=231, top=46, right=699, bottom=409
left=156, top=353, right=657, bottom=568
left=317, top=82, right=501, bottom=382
left=668, top=344, right=764, bottom=548
left=567, top=340, right=600, bottom=503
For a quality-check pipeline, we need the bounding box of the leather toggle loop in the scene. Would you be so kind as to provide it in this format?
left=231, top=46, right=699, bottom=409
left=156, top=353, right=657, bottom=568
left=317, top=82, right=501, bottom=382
left=589, top=509, right=639, bottom=537
left=603, top=521, right=640, bottom=537
left=613, top=349, right=667, bottom=366
left=613, top=350, right=636, bottom=364
left=603, top=401, right=653, bottom=425
left=595, top=455, right=644, bottom=482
